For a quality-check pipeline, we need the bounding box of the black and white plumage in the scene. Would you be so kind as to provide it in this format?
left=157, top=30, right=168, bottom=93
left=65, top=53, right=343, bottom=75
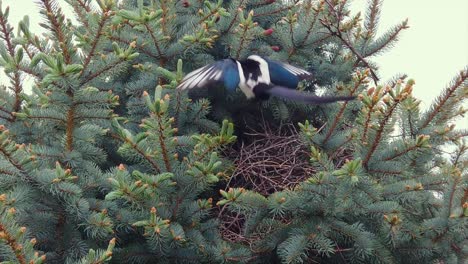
left=176, top=55, right=355, bottom=104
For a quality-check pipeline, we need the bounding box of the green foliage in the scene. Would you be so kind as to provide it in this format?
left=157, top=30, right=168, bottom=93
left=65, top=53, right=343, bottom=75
left=0, top=0, right=466, bottom=263
left=221, top=75, right=467, bottom=263
left=0, top=195, right=46, bottom=264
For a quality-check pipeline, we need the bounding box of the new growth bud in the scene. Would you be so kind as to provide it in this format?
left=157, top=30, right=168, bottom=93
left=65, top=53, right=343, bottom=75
left=271, top=45, right=280, bottom=51
left=263, top=28, right=274, bottom=36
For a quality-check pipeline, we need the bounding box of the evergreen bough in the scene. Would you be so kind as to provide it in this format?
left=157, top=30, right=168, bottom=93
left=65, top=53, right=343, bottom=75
left=0, top=0, right=466, bottom=263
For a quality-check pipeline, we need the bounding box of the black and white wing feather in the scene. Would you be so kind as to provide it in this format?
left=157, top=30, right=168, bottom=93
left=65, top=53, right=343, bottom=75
left=177, top=59, right=240, bottom=91
left=263, top=58, right=313, bottom=88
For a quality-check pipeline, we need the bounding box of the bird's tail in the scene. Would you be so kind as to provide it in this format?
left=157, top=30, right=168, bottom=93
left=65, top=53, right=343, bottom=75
left=266, top=86, right=355, bottom=104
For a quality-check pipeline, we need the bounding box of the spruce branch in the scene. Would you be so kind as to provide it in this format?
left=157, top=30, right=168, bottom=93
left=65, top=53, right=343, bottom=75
left=34, top=152, right=62, bottom=160
left=362, top=102, right=398, bottom=169
left=53, top=210, right=66, bottom=260
left=320, top=16, right=380, bottom=84
left=21, top=34, right=45, bottom=54
left=234, top=25, right=249, bottom=59
left=80, top=10, right=112, bottom=74
left=223, top=0, right=247, bottom=34
left=361, top=81, right=405, bottom=143
left=340, top=34, right=379, bottom=84
left=318, top=112, right=341, bottom=142
left=159, top=0, right=169, bottom=37
left=288, top=2, right=322, bottom=59
left=0, top=168, right=15, bottom=175
left=38, top=0, right=73, bottom=64
left=155, top=110, right=172, bottom=172
left=76, top=0, right=91, bottom=11
left=462, top=187, right=468, bottom=209
left=362, top=85, right=410, bottom=169
left=110, top=133, right=162, bottom=174
left=419, top=69, right=468, bottom=130
left=37, top=0, right=80, bottom=155
left=382, top=144, right=419, bottom=161
left=186, top=120, right=236, bottom=171
left=192, top=142, right=217, bottom=164
left=451, top=142, right=467, bottom=167
left=368, top=169, right=402, bottom=175
left=0, top=4, right=15, bottom=54
left=173, top=89, right=183, bottom=124
left=309, top=145, right=334, bottom=171
left=0, top=105, right=13, bottom=121
left=65, top=105, right=75, bottom=151
left=78, top=237, right=115, bottom=263
left=323, top=0, right=346, bottom=22
left=191, top=99, right=211, bottom=121
left=0, top=144, right=25, bottom=177
left=0, top=223, right=27, bottom=264
left=75, top=115, right=112, bottom=121
left=445, top=172, right=462, bottom=219
left=109, top=35, right=158, bottom=59
left=144, top=23, right=165, bottom=63
left=198, top=7, right=220, bottom=25
left=23, top=115, right=65, bottom=122
left=66, top=0, right=92, bottom=29
left=363, top=0, right=382, bottom=39
left=17, top=64, right=42, bottom=79
left=254, top=5, right=293, bottom=18
left=360, top=107, right=374, bottom=144
left=80, top=58, right=127, bottom=86
left=0, top=2, right=22, bottom=115
left=431, top=170, right=463, bottom=245
left=364, top=19, right=408, bottom=57
left=74, top=98, right=116, bottom=106
left=329, top=133, right=355, bottom=161
left=0, top=130, right=36, bottom=183
left=383, top=182, right=438, bottom=196
left=20, top=43, right=35, bottom=60
left=18, top=17, right=45, bottom=55
left=233, top=10, right=258, bottom=59
left=140, top=91, right=177, bottom=172
left=405, top=107, right=416, bottom=138
left=287, top=12, right=296, bottom=51
left=385, top=74, right=408, bottom=90
left=225, top=254, right=259, bottom=262
left=322, top=71, right=366, bottom=145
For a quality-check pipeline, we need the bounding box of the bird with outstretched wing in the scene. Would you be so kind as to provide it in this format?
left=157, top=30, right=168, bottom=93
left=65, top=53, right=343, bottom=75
left=176, top=55, right=355, bottom=104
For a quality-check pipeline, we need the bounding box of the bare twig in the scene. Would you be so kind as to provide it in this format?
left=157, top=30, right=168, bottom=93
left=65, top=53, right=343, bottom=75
left=319, top=18, right=380, bottom=85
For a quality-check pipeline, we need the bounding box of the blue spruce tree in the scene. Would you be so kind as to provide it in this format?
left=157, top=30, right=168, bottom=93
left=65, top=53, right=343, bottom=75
left=0, top=0, right=466, bottom=263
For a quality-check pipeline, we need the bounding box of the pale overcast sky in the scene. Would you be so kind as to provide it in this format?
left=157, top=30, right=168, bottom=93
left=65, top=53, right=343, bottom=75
left=1, top=0, right=467, bottom=127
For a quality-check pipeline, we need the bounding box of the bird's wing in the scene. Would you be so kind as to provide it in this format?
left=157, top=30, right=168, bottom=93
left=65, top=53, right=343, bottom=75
left=264, top=58, right=313, bottom=88
left=266, top=86, right=355, bottom=104
left=177, top=59, right=240, bottom=91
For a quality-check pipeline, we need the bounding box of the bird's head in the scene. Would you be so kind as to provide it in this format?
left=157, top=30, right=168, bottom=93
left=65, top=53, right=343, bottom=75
left=247, top=54, right=263, bottom=62
left=243, top=55, right=270, bottom=81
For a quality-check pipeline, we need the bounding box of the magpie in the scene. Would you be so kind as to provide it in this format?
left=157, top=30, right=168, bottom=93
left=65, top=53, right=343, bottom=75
left=176, top=55, right=355, bottom=104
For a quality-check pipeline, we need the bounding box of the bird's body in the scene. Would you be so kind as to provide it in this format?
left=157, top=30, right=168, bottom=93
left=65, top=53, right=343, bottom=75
left=235, top=59, right=256, bottom=99
left=177, top=55, right=355, bottom=104
left=236, top=55, right=273, bottom=99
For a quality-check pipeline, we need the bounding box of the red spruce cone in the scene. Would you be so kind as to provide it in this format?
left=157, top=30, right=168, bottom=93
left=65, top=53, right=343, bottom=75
left=263, top=28, right=274, bottom=36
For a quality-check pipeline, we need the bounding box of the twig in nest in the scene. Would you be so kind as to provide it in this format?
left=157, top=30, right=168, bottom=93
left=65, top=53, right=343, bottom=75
left=225, top=122, right=316, bottom=195
left=219, top=120, right=354, bottom=244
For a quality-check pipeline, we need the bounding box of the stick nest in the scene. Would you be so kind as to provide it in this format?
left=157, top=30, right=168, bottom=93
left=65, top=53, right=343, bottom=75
left=219, top=122, right=316, bottom=244
left=225, top=123, right=316, bottom=195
